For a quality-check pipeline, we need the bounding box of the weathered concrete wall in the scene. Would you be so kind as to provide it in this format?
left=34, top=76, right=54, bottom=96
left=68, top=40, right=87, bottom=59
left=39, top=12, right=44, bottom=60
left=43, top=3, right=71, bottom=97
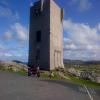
left=28, top=0, right=64, bottom=70
left=50, top=0, right=64, bottom=69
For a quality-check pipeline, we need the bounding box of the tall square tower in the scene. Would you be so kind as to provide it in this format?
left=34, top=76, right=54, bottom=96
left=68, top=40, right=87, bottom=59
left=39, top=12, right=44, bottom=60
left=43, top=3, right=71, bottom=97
left=28, top=0, right=64, bottom=70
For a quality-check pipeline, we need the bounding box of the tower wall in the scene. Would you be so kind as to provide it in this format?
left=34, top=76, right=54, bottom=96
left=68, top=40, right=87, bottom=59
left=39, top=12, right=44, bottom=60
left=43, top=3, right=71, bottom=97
left=50, top=0, right=64, bottom=70
left=28, top=0, right=64, bottom=70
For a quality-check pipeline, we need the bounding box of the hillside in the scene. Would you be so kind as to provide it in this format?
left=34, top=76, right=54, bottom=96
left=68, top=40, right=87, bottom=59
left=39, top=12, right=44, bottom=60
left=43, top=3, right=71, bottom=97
left=0, top=61, right=28, bottom=72
left=64, top=59, right=100, bottom=65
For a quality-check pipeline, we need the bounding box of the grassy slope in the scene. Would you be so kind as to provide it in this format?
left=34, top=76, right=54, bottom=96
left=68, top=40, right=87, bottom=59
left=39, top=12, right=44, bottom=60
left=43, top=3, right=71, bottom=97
left=0, top=66, right=100, bottom=88
left=64, top=72, right=100, bottom=88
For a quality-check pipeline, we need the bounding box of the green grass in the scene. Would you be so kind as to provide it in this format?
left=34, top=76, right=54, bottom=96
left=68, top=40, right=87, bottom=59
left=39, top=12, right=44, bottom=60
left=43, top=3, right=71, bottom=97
left=40, top=71, right=49, bottom=78
left=16, top=70, right=27, bottom=76
left=0, top=67, right=62, bottom=80
left=41, top=71, right=64, bottom=80
left=40, top=70, right=100, bottom=89
left=0, top=66, right=6, bottom=71
left=0, top=66, right=100, bottom=88
left=0, top=66, right=27, bottom=76
left=64, top=71, right=100, bottom=88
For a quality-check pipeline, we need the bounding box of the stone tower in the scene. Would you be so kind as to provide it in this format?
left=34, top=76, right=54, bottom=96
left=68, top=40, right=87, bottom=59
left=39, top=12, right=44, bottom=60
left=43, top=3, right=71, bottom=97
left=28, top=0, right=64, bottom=70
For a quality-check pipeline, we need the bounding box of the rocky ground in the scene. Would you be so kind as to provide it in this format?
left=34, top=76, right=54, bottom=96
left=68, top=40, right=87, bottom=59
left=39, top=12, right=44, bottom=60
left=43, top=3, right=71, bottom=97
left=0, top=61, right=28, bottom=72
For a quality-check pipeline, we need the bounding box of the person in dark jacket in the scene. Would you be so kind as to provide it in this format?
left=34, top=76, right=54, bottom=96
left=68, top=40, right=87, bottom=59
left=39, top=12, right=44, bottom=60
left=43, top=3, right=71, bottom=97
left=37, top=66, right=40, bottom=78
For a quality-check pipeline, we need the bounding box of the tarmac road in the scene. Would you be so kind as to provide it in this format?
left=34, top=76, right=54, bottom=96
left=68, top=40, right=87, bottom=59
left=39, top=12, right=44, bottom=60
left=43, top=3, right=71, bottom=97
left=0, top=71, right=100, bottom=100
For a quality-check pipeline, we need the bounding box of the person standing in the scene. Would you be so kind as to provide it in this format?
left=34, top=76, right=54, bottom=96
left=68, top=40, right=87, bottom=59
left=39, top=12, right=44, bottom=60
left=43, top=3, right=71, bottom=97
left=37, top=66, right=40, bottom=78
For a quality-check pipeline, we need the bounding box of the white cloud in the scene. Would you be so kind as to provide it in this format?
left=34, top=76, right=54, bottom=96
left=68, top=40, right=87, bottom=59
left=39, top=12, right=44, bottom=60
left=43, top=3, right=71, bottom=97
left=4, top=31, right=12, bottom=40
left=14, top=12, right=20, bottom=21
left=70, top=0, right=92, bottom=11
left=0, top=6, right=12, bottom=17
left=28, top=0, right=33, bottom=6
left=1, top=22, right=28, bottom=61
left=65, top=43, right=77, bottom=50
left=63, top=19, right=100, bottom=60
left=0, top=44, right=5, bottom=50
left=63, top=19, right=100, bottom=45
left=97, top=23, right=100, bottom=31
left=79, top=0, right=92, bottom=11
left=0, top=44, right=12, bottom=59
left=3, top=22, right=28, bottom=41
left=12, top=23, right=28, bottom=41
left=4, top=53, right=13, bottom=57
left=0, top=43, right=28, bottom=61
left=0, top=5, right=19, bottom=20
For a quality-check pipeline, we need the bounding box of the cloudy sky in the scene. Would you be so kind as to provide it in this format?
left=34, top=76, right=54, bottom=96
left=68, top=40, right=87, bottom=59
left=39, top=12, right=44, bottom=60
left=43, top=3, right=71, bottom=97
left=0, top=0, right=100, bottom=62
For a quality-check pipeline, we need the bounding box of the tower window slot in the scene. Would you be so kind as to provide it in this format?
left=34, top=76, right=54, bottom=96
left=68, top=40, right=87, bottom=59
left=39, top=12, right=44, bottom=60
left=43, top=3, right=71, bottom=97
left=36, top=30, right=41, bottom=43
